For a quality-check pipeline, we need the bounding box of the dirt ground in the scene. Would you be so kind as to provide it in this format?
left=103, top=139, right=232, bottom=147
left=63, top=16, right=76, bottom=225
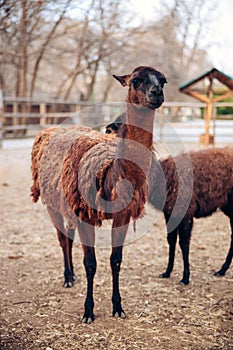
left=0, top=146, right=233, bottom=350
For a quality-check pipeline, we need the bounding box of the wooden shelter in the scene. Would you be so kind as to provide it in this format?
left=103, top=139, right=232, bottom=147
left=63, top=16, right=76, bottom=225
left=179, top=68, right=233, bottom=146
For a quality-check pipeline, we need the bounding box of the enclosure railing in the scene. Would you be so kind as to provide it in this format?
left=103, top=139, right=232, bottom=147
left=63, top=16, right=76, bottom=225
left=0, top=97, right=233, bottom=146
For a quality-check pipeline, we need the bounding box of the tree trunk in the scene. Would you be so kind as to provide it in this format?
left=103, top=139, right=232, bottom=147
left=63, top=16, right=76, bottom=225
left=29, top=1, right=70, bottom=98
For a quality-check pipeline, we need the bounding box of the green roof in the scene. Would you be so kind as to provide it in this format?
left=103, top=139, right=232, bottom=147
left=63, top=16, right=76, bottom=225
left=179, top=67, right=233, bottom=91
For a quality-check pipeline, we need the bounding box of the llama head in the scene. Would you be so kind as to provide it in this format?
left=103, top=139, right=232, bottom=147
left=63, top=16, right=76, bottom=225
left=113, top=66, right=167, bottom=110
left=106, top=113, right=125, bottom=135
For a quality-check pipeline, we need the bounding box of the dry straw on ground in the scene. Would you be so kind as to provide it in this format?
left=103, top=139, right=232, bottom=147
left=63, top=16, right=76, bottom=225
left=0, top=147, right=232, bottom=350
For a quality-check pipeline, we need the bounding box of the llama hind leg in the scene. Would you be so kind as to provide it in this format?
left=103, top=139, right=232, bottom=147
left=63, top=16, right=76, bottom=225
left=56, top=229, right=76, bottom=287
left=160, top=228, right=178, bottom=279
left=47, top=207, right=75, bottom=287
left=77, top=221, right=96, bottom=324
left=67, top=228, right=76, bottom=280
left=178, top=218, right=193, bottom=285
left=215, top=216, right=233, bottom=276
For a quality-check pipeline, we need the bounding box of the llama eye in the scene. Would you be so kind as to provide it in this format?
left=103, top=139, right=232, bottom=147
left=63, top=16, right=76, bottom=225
left=131, top=78, right=142, bottom=88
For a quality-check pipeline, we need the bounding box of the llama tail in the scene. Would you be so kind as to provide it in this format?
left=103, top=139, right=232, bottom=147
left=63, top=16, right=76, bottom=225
left=30, top=183, right=40, bottom=203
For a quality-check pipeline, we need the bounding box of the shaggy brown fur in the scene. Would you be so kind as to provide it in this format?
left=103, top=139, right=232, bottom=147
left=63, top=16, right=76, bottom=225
left=149, top=147, right=233, bottom=285
left=61, top=135, right=148, bottom=226
left=31, top=126, right=57, bottom=203
left=30, top=66, right=167, bottom=323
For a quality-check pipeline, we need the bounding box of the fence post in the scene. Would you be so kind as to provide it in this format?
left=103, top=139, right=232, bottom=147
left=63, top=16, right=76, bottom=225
left=40, top=103, right=46, bottom=128
left=13, top=101, right=18, bottom=136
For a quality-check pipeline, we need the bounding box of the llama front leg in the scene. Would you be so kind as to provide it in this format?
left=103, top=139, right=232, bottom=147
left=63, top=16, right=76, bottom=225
left=77, top=221, right=96, bottom=324
left=110, top=218, right=129, bottom=318
left=110, top=246, right=126, bottom=318
left=178, top=218, right=193, bottom=285
left=215, top=217, right=233, bottom=276
left=160, top=228, right=178, bottom=279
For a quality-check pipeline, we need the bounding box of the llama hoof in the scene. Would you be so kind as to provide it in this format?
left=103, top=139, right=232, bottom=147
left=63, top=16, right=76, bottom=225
left=82, top=316, right=94, bottom=324
left=159, top=272, right=170, bottom=278
left=113, top=305, right=126, bottom=319
left=214, top=270, right=225, bottom=277
left=82, top=312, right=95, bottom=324
left=64, top=281, right=74, bottom=288
left=179, top=279, right=189, bottom=286
left=113, top=310, right=126, bottom=319
left=64, top=273, right=76, bottom=287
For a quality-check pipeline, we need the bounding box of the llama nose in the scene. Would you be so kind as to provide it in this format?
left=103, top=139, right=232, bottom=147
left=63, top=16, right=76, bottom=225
left=149, top=85, right=159, bottom=95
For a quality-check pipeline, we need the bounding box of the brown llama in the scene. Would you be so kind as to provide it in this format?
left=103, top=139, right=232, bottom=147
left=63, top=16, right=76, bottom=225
left=150, top=148, right=233, bottom=285
left=106, top=118, right=233, bottom=285
left=30, top=66, right=167, bottom=323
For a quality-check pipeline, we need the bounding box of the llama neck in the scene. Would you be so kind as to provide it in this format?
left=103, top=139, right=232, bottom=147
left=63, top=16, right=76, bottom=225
left=125, top=103, right=154, bottom=150
left=117, top=103, right=155, bottom=185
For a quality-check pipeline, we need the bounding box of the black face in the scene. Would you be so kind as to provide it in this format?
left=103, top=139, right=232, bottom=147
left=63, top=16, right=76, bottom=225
left=106, top=112, right=125, bottom=134
left=106, top=122, right=121, bottom=134
left=129, top=68, right=167, bottom=109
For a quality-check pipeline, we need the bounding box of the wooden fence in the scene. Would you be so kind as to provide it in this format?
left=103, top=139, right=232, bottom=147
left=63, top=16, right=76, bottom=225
left=0, top=97, right=232, bottom=146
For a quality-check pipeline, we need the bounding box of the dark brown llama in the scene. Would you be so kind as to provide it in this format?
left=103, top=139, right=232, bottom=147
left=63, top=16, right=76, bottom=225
left=106, top=118, right=233, bottom=285
left=149, top=148, right=233, bottom=285
left=30, top=66, right=167, bottom=323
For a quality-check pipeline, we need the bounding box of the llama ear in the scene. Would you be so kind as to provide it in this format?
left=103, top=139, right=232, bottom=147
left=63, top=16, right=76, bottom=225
left=113, top=74, right=129, bottom=87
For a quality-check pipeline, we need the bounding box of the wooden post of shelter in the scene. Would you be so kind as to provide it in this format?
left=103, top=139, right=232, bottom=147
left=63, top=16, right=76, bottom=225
left=179, top=68, right=233, bottom=147
left=204, top=76, right=213, bottom=147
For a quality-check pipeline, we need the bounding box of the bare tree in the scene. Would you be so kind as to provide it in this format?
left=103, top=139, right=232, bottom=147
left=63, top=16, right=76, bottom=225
left=55, top=0, right=138, bottom=101
left=168, top=0, right=217, bottom=76
left=29, top=1, right=71, bottom=97
left=109, top=0, right=215, bottom=101
left=0, top=0, right=217, bottom=103
left=0, top=0, right=71, bottom=97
